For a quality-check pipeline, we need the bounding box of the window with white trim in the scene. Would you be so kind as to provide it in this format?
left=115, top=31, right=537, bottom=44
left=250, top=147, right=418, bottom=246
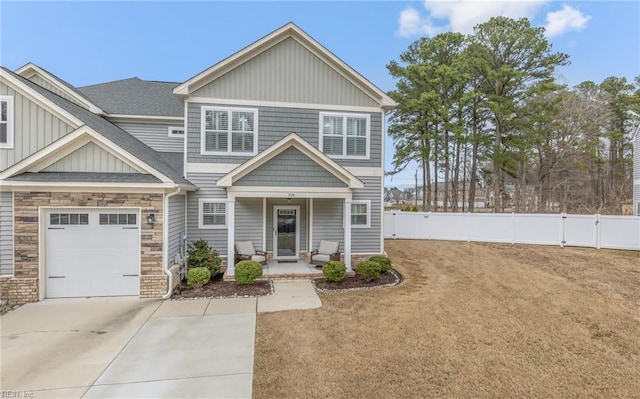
left=320, top=112, right=369, bottom=159
left=351, top=200, right=371, bottom=228
left=199, top=199, right=227, bottom=229
left=0, top=96, right=14, bottom=149
left=201, top=107, right=258, bottom=155
left=168, top=126, right=185, bottom=137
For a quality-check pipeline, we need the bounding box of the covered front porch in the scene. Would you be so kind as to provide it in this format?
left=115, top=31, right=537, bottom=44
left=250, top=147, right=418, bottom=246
left=224, top=193, right=356, bottom=277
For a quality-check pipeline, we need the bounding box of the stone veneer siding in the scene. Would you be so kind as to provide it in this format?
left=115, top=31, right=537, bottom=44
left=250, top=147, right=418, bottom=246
left=0, top=192, right=166, bottom=303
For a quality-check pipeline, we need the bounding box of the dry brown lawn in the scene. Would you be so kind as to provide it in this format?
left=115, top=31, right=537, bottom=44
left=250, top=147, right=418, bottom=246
left=253, top=241, right=640, bottom=398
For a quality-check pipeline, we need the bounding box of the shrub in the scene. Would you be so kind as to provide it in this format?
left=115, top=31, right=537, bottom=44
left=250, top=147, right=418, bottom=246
left=368, top=255, right=392, bottom=272
left=187, top=267, right=211, bottom=288
left=355, top=260, right=382, bottom=281
left=402, top=205, right=419, bottom=212
left=235, top=260, right=263, bottom=285
left=322, top=261, right=347, bottom=282
left=187, top=239, right=222, bottom=277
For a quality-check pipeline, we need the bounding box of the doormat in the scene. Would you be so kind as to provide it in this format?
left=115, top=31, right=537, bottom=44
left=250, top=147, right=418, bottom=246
left=277, top=260, right=298, bottom=263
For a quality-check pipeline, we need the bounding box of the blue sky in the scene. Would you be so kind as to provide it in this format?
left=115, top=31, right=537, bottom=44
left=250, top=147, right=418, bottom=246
left=1, top=1, right=638, bottom=186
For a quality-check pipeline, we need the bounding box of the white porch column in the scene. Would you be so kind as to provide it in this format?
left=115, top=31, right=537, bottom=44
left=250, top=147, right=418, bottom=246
left=226, top=196, right=236, bottom=276
left=344, top=197, right=352, bottom=272
left=309, top=198, right=314, bottom=254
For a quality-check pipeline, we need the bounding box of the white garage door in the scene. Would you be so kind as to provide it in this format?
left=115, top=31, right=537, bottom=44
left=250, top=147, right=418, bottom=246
left=45, top=209, right=140, bottom=298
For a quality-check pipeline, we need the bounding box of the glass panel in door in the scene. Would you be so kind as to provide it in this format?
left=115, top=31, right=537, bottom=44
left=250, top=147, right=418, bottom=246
left=276, top=209, right=297, bottom=257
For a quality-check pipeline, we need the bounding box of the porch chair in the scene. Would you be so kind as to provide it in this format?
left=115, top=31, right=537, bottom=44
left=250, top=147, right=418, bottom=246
left=310, top=240, right=341, bottom=268
left=235, top=241, right=267, bottom=267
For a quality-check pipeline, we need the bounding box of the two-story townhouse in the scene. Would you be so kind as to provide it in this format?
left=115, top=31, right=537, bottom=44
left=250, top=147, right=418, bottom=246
left=176, top=23, right=395, bottom=277
left=0, top=22, right=395, bottom=303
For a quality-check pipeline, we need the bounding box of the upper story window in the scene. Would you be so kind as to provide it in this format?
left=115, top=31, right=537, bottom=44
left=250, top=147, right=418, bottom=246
left=168, top=126, right=185, bottom=137
left=319, top=112, right=370, bottom=159
left=201, top=107, right=258, bottom=156
left=0, top=96, right=14, bottom=149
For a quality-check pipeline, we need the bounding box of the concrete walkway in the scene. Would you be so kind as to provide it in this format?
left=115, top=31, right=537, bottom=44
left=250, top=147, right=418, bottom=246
left=1, top=279, right=321, bottom=399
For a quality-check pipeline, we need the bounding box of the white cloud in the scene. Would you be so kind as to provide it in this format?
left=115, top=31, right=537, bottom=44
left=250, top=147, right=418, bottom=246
left=424, top=0, right=548, bottom=34
left=396, top=7, right=443, bottom=38
left=544, top=4, right=591, bottom=37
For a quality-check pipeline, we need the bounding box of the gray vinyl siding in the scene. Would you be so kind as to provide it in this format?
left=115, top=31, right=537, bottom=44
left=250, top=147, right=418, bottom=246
left=266, top=198, right=307, bottom=253
left=351, top=176, right=382, bottom=253
left=187, top=103, right=382, bottom=168
left=167, top=194, right=186, bottom=263
left=185, top=173, right=228, bottom=255
left=43, top=142, right=140, bottom=173
left=115, top=122, right=184, bottom=153
left=235, top=147, right=347, bottom=187
left=234, top=198, right=264, bottom=251
left=0, top=191, right=13, bottom=275
left=27, top=75, right=87, bottom=108
left=193, top=37, right=378, bottom=107
left=0, top=82, right=75, bottom=171
left=312, top=199, right=344, bottom=251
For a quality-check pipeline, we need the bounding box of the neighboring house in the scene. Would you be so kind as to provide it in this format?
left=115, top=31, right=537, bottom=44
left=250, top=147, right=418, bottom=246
left=0, top=23, right=396, bottom=303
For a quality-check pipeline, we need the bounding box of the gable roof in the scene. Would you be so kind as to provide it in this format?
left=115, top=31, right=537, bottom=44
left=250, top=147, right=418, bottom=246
left=217, top=133, right=364, bottom=189
left=15, top=62, right=103, bottom=114
left=174, top=22, right=396, bottom=110
left=0, top=68, right=194, bottom=188
left=78, top=78, right=183, bottom=117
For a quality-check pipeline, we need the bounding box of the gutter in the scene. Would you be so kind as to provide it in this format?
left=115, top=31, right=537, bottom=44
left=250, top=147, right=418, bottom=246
left=162, top=186, right=182, bottom=299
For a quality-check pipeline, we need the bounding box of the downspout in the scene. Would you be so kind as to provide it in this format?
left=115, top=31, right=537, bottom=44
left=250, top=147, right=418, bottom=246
left=163, top=186, right=182, bottom=299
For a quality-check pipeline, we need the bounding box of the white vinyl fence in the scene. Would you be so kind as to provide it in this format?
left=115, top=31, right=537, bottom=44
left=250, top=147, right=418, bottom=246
left=384, top=212, right=640, bottom=251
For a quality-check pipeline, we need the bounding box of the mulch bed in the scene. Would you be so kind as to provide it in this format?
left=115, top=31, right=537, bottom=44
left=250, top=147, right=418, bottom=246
left=171, top=269, right=403, bottom=299
left=0, top=302, right=22, bottom=315
left=171, top=274, right=273, bottom=299
left=313, top=269, right=402, bottom=292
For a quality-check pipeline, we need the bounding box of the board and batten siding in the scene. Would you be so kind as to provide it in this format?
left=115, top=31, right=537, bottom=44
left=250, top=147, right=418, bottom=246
left=185, top=173, right=228, bottom=255
left=43, top=142, right=140, bottom=173
left=235, top=147, right=347, bottom=187
left=235, top=198, right=264, bottom=251
left=26, top=75, right=87, bottom=108
left=0, top=191, right=13, bottom=275
left=266, top=198, right=307, bottom=253
left=115, top=122, right=184, bottom=153
left=0, top=82, right=75, bottom=171
left=187, top=103, right=382, bottom=168
left=351, top=176, right=382, bottom=253
left=193, top=37, right=378, bottom=107
left=167, top=194, right=186, bottom=264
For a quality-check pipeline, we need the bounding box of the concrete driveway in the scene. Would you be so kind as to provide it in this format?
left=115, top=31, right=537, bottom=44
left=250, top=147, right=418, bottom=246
left=0, top=297, right=257, bottom=398
left=1, top=280, right=320, bottom=398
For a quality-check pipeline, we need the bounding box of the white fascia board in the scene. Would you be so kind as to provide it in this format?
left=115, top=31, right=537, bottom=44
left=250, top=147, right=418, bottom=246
left=1, top=69, right=83, bottom=127
left=14, top=63, right=104, bottom=114
left=226, top=186, right=353, bottom=199
left=216, top=133, right=363, bottom=188
left=0, top=127, right=88, bottom=179
left=188, top=97, right=384, bottom=113
left=174, top=23, right=296, bottom=95
left=1, top=181, right=175, bottom=191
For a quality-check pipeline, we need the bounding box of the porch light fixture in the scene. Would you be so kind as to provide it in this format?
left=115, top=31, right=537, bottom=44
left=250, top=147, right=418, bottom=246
left=146, top=213, right=155, bottom=226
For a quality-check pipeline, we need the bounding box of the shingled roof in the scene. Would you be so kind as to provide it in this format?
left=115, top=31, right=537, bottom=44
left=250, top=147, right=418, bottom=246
left=2, top=67, right=194, bottom=188
left=78, top=78, right=183, bottom=117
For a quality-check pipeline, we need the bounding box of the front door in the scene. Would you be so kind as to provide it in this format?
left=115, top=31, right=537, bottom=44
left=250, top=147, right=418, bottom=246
left=273, top=206, right=300, bottom=259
